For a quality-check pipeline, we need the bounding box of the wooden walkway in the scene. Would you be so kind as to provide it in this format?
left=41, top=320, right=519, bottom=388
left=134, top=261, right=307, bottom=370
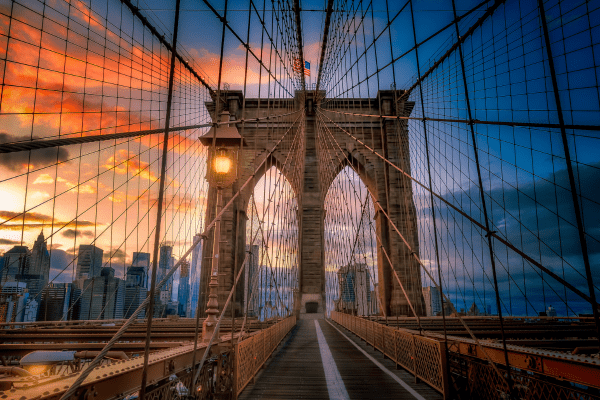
left=239, top=317, right=442, bottom=399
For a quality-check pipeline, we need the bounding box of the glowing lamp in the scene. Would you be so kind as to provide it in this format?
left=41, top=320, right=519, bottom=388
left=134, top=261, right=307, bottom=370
left=199, top=111, right=244, bottom=189
left=213, top=149, right=232, bottom=174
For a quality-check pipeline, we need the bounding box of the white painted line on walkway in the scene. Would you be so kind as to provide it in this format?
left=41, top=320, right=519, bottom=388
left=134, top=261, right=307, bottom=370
left=325, top=319, right=427, bottom=400
left=315, top=320, right=351, bottom=400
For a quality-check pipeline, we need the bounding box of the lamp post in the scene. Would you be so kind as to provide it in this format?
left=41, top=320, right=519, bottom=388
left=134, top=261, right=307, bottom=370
left=199, top=111, right=242, bottom=342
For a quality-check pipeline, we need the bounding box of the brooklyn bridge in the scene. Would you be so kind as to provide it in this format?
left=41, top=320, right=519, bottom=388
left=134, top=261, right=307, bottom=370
left=0, top=0, right=599, bottom=398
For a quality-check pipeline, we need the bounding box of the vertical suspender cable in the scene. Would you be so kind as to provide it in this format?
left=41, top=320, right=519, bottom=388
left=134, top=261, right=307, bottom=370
left=449, top=0, right=513, bottom=394
left=139, top=0, right=181, bottom=398
left=536, top=0, right=600, bottom=348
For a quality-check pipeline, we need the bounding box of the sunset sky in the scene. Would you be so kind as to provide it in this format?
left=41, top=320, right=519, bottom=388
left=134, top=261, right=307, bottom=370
left=1, top=0, right=599, bottom=317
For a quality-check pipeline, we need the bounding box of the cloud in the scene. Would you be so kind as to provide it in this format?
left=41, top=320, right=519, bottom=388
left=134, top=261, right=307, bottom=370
left=0, top=210, right=98, bottom=231
left=0, top=132, right=70, bottom=172
left=419, top=161, right=600, bottom=316
left=30, top=191, right=51, bottom=201
left=102, top=149, right=159, bottom=182
left=56, top=177, right=96, bottom=194
left=49, top=249, right=75, bottom=283
left=61, top=229, right=95, bottom=239
left=0, top=210, right=51, bottom=223
left=104, top=248, right=127, bottom=261
left=0, top=238, right=20, bottom=245
left=33, top=173, right=54, bottom=185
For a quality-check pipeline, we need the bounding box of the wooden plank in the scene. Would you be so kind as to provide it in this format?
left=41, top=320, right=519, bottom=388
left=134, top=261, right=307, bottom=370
left=239, top=319, right=442, bottom=399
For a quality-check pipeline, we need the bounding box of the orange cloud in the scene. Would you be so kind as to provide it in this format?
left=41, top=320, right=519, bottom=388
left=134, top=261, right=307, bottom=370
left=1, top=4, right=170, bottom=141
left=102, top=149, right=159, bottom=182
left=33, top=173, right=54, bottom=185
left=56, top=176, right=96, bottom=194
left=0, top=210, right=97, bottom=231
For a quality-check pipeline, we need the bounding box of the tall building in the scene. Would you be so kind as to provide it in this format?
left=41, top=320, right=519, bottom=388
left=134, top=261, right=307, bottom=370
left=187, top=235, right=203, bottom=318
left=158, top=245, right=173, bottom=293
left=0, top=233, right=51, bottom=301
left=79, top=267, right=124, bottom=320
left=177, top=259, right=190, bottom=317
left=337, top=263, right=371, bottom=315
left=153, top=245, right=173, bottom=317
left=0, top=246, right=30, bottom=285
left=75, top=245, right=104, bottom=284
left=131, top=252, right=150, bottom=288
left=38, top=283, right=73, bottom=321
left=123, top=263, right=147, bottom=319
left=21, top=231, right=50, bottom=298
left=244, top=244, right=260, bottom=317
left=0, top=282, right=38, bottom=323
left=422, top=286, right=442, bottom=317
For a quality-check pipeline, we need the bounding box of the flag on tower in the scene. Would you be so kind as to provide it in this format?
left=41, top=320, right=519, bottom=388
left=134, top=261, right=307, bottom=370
left=293, top=58, right=310, bottom=76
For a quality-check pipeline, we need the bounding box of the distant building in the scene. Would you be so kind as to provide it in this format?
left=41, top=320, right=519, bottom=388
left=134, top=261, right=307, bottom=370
left=371, top=283, right=379, bottom=315
left=467, top=302, right=480, bottom=316
left=38, top=283, right=73, bottom=321
left=0, top=232, right=51, bottom=303
left=187, top=235, right=203, bottom=318
left=131, top=252, right=150, bottom=288
left=124, top=262, right=148, bottom=319
left=0, top=282, right=38, bottom=323
left=26, top=231, right=50, bottom=298
left=79, top=267, right=124, bottom=320
left=150, top=245, right=175, bottom=318
left=244, top=244, right=259, bottom=317
left=124, top=286, right=146, bottom=319
left=75, top=245, right=104, bottom=284
left=337, top=263, right=371, bottom=315
left=0, top=246, right=30, bottom=285
left=158, top=246, right=173, bottom=287
left=422, top=286, right=442, bottom=317
left=177, top=259, right=190, bottom=317
left=441, top=299, right=456, bottom=316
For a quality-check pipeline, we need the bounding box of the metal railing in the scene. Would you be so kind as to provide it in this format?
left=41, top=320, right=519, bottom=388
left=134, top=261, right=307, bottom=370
left=234, top=315, right=296, bottom=398
left=331, top=311, right=449, bottom=398
left=331, top=311, right=600, bottom=400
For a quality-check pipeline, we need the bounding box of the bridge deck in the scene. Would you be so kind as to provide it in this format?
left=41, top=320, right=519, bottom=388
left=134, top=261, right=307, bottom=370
left=239, top=317, right=442, bottom=400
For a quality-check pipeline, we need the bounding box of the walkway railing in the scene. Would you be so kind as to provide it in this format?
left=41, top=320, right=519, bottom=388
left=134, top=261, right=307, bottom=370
left=331, top=311, right=449, bottom=398
left=331, top=312, right=600, bottom=400
left=234, top=315, right=296, bottom=398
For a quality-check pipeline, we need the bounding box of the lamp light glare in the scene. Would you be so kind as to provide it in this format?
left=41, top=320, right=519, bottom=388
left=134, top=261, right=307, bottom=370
left=27, top=365, right=49, bottom=375
left=214, top=155, right=232, bottom=174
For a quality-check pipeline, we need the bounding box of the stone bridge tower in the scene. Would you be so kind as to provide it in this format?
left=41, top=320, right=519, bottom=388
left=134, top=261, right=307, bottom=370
left=199, top=90, right=425, bottom=318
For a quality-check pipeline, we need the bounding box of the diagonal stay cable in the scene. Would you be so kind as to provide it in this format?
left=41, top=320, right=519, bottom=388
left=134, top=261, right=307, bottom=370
left=58, top=110, right=303, bottom=400
left=316, top=107, right=600, bottom=311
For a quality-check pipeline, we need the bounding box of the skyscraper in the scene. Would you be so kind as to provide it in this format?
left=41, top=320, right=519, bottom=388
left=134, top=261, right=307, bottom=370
left=0, top=246, right=30, bottom=285
left=123, top=262, right=147, bottom=319
left=187, top=235, right=203, bottom=318
left=75, top=245, right=104, bottom=284
left=38, top=283, right=73, bottom=321
left=0, top=282, right=38, bottom=323
left=79, top=267, right=124, bottom=320
left=337, top=263, right=371, bottom=316
left=422, top=286, right=442, bottom=317
left=24, top=231, right=50, bottom=298
left=158, top=245, right=173, bottom=293
left=131, top=252, right=150, bottom=288
left=177, top=259, right=190, bottom=317
left=0, top=233, right=51, bottom=302
left=153, top=245, right=173, bottom=317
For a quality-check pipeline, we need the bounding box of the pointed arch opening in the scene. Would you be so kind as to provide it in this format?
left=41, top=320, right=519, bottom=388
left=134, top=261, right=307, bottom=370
left=245, top=166, right=299, bottom=320
left=324, top=166, right=379, bottom=317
